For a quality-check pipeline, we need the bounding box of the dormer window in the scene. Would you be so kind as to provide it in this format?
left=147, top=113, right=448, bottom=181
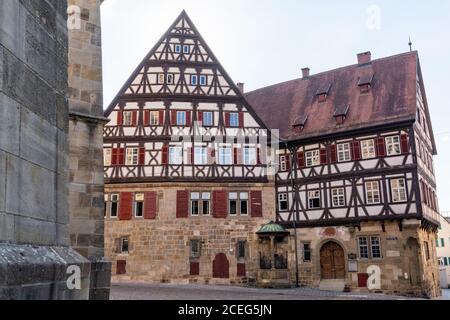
left=358, top=75, right=373, bottom=94
left=316, top=84, right=332, bottom=103
left=334, top=105, right=350, bottom=125
left=292, top=115, right=308, bottom=133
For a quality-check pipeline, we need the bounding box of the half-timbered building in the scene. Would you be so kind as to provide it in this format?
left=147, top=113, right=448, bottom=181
left=104, top=11, right=441, bottom=297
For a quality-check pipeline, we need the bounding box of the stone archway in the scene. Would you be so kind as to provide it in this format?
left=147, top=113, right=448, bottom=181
left=320, top=241, right=346, bottom=279
left=212, top=253, right=229, bottom=279
left=405, top=238, right=421, bottom=286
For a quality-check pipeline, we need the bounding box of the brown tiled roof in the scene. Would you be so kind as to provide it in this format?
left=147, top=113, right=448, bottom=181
left=245, top=51, right=419, bottom=141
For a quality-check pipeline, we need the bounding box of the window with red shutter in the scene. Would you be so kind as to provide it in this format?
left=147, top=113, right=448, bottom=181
left=176, top=190, right=189, bottom=218
left=144, top=192, right=157, bottom=219
left=330, top=145, right=337, bottom=163
left=298, top=151, right=305, bottom=168
left=239, top=112, right=244, bottom=128
left=320, top=149, right=328, bottom=164
left=400, top=134, right=409, bottom=154
left=118, top=148, right=125, bottom=165
left=171, top=110, right=177, bottom=126
left=132, top=111, right=137, bottom=126
left=117, top=111, right=123, bottom=126
left=119, top=192, right=133, bottom=220
left=198, top=111, right=203, bottom=124
left=159, top=110, right=165, bottom=126
left=376, top=137, right=386, bottom=157
left=250, top=191, right=263, bottom=217
left=186, top=111, right=192, bottom=127
left=161, top=145, right=168, bottom=165
left=224, top=112, right=230, bottom=127
left=139, top=148, right=146, bottom=165
left=112, top=148, right=118, bottom=166
left=351, top=141, right=362, bottom=160
left=213, top=191, right=228, bottom=218
left=143, top=110, right=150, bottom=126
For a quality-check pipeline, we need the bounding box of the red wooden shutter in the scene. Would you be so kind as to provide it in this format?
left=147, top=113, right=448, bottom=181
left=171, top=110, right=177, bottom=126
left=285, top=155, right=291, bottom=171
left=376, top=137, right=386, bottom=157
left=143, top=110, right=150, bottom=126
left=117, top=111, right=123, bottom=126
left=250, top=190, right=263, bottom=217
left=233, top=148, right=241, bottom=165
left=119, top=192, right=133, bottom=220
left=186, top=111, right=192, bottom=127
left=144, top=192, right=157, bottom=220
left=239, top=112, right=244, bottom=128
left=298, top=151, right=305, bottom=168
left=176, top=190, right=189, bottom=218
left=224, top=112, right=230, bottom=127
left=213, top=191, right=228, bottom=218
left=351, top=141, right=361, bottom=160
left=187, top=147, right=193, bottom=165
left=190, top=262, right=200, bottom=276
left=198, top=111, right=203, bottom=124
left=330, top=145, right=337, bottom=163
left=400, top=134, right=409, bottom=154
left=139, top=147, right=146, bottom=165
left=159, top=110, right=165, bottom=126
left=118, top=148, right=125, bottom=165
left=132, top=111, right=137, bottom=126
left=111, top=148, right=118, bottom=166
left=237, top=263, right=246, bottom=277
left=320, top=148, right=328, bottom=164
left=257, top=148, right=262, bottom=165
left=161, top=145, right=168, bottom=165
left=207, top=147, right=215, bottom=165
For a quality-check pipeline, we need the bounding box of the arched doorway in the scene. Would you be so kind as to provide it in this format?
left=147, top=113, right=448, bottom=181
left=212, top=253, right=229, bottom=278
left=320, top=242, right=346, bottom=279
left=405, top=238, right=421, bottom=286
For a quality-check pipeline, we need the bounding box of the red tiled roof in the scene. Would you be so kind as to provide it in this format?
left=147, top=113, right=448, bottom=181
left=245, top=51, right=419, bottom=141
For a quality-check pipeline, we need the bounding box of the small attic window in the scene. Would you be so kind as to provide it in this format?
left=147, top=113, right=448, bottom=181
left=292, top=115, right=308, bottom=133
left=358, top=75, right=374, bottom=94
left=316, top=84, right=332, bottom=103
left=334, top=105, right=350, bottom=125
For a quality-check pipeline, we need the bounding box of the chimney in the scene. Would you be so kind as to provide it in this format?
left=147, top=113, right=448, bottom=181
left=357, top=51, right=372, bottom=65
left=237, top=82, right=245, bottom=93
left=302, top=67, right=310, bottom=78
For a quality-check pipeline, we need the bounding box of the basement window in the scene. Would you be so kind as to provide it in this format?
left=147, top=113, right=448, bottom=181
left=121, top=237, right=129, bottom=254
left=190, top=239, right=201, bottom=259
left=135, top=194, right=144, bottom=218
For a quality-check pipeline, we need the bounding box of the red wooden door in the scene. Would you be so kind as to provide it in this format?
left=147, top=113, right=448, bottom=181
left=320, top=242, right=345, bottom=279
left=212, top=253, right=229, bottom=279
left=116, top=260, right=127, bottom=275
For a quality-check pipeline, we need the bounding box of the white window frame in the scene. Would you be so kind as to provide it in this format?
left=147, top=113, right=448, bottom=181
left=279, top=155, right=288, bottom=172
left=229, top=112, right=239, bottom=127
left=385, top=136, right=401, bottom=156
left=199, top=75, right=207, bottom=86
left=120, top=237, right=130, bottom=254
left=150, top=111, right=159, bottom=126
left=308, top=190, right=321, bottom=209
left=278, top=193, right=288, bottom=211
left=337, top=143, right=351, bottom=162
left=104, top=149, right=112, bottom=166
left=125, top=148, right=139, bottom=166
left=166, top=74, right=174, bottom=85
left=110, top=194, right=119, bottom=218
left=305, top=150, right=320, bottom=167
left=183, top=45, right=190, bottom=54
left=358, top=236, right=382, bottom=259
left=123, top=111, right=132, bottom=126
left=134, top=194, right=144, bottom=218
left=174, top=44, right=182, bottom=53
left=218, top=148, right=233, bottom=165
left=191, top=75, right=198, bottom=86
left=243, top=148, right=257, bottom=166
left=239, top=192, right=249, bottom=216
left=361, top=139, right=376, bottom=159
left=203, top=111, right=213, bottom=126
left=176, top=111, right=186, bottom=126
left=365, top=181, right=381, bottom=204
left=331, top=188, right=345, bottom=207
left=391, top=178, right=407, bottom=203
left=194, top=147, right=208, bottom=165
left=169, top=147, right=183, bottom=165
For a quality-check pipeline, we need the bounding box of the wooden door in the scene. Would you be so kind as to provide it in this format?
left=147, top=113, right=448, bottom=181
left=406, top=238, right=421, bottom=286
left=320, top=242, right=345, bottom=279
left=212, top=253, right=229, bottom=278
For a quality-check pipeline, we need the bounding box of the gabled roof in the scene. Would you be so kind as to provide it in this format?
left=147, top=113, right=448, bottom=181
left=245, top=51, right=425, bottom=143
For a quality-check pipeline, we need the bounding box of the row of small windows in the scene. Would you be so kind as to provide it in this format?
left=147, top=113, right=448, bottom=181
left=158, top=73, right=207, bottom=86
left=277, top=178, right=407, bottom=211
left=436, top=238, right=449, bottom=248
left=279, top=135, right=408, bottom=171
left=174, top=44, right=191, bottom=54
left=439, top=257, right=450, bottom=266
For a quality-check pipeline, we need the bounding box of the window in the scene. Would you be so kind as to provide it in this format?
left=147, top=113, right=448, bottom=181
left=358, top=236, right=382, bottom=259
left=190, top=192, right=210, bottom=216
left=436, top=239, right=440, bottom=248
left=150, top=111, right=159, bottom=126
left=331, top=188, right=345, bottom=207
left=199, top=75, right=207, bottom=86
left=361, top=139, right=376, bottom=159
left=194, top=147, right=208, bottom=165
left=229, top=192, right=238, bottom=215
left=190, top=240, right=201, bottom=259
left=278, top=193, right=288, bottom=211
left=191, top=75, right=198, bottom=85
left=158, top=74, right=164, bottom=84
left=385, top=136, right=401, bottom=156
left=279, top=155, right=288, bottom=172
left=228, top=192, right=248, bottom=216
left=229, top=113, right=239, bottom=127
left=303, top=243, right=311, bottom=262
left=243, top=148, right=257, bottom=166
left=444, top=257, right=449, bottom=266
left=121, top=237, right=129, bottom=254
left=308, top=190, right=321, bottom=209
left=240, top=192, right=249, bottom=215
left=391, top=178, right=407, bottom=203
left=237, top=241, right=246, bottom=260
left=110, top=194, right=119, bottom=218
left=441, top=238, right=445, bottom=248
left=176, top=111, right=186, bottom=126
left=203, top=112, right=213, bottom=126
left=366, top=181, right=381, bottom=204
left=169, top=147, right=183, bottom=165
left=218, top=148, right=233, bottom=165
left=337, top=143, right=351, bottom=162
left=174, top=44, right=181, bottom=53
left=166, top=74, right=174, bottom=84
left=183, top=45, right=190, bottom=54
left=305, top=150, right=320, bottom=167
left=125, top=148, right=139, bottom=166
left=134, top=194, right=144, bottom=218
left=104, top=149, right=112, bottom=166
left=123, top=111, right=132, bottom=126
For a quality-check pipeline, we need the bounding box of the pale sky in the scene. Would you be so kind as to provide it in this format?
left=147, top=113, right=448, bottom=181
left=100, top=0, right=450, bottom=213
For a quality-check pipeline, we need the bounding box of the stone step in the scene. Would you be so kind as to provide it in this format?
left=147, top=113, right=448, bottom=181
left=319, top=280, right=346, bottom=292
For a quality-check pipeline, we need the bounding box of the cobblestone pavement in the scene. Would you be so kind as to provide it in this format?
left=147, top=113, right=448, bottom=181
left=110, top=282, right=426, bottom=300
